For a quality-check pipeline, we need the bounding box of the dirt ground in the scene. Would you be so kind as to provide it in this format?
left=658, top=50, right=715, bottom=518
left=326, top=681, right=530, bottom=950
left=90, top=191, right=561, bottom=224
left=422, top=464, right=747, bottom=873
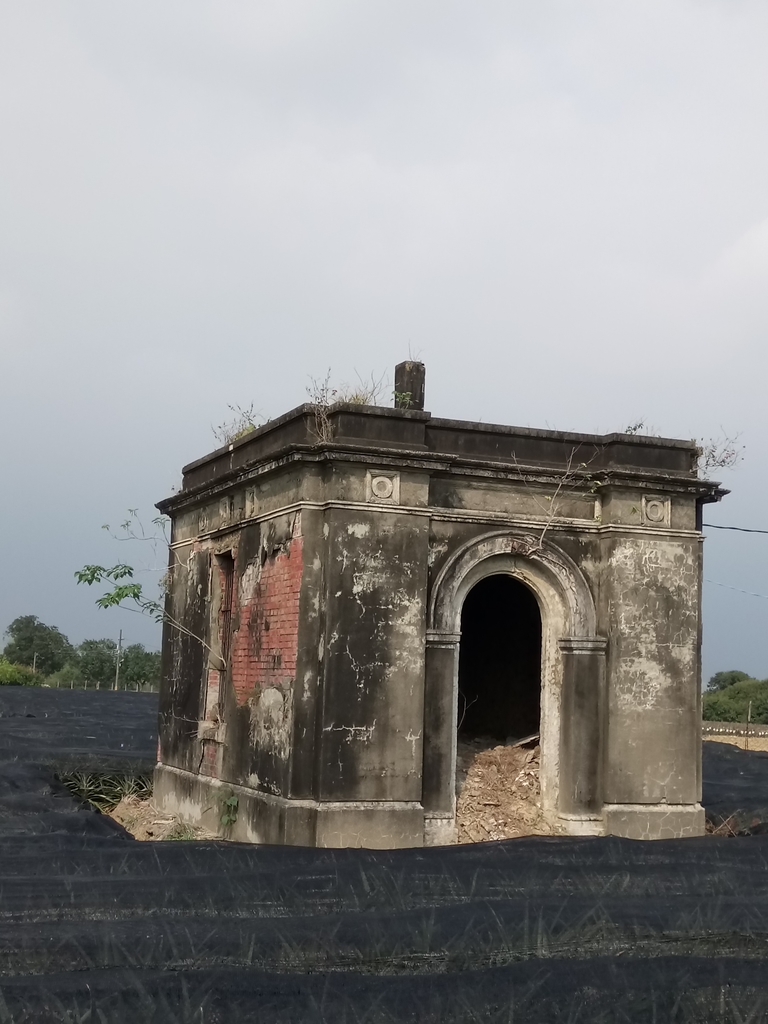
left=107, top=795, right=218, bottom=841
left=455, top=735, right=562, bottom=843
left=705, top=735, right=768, bottom=752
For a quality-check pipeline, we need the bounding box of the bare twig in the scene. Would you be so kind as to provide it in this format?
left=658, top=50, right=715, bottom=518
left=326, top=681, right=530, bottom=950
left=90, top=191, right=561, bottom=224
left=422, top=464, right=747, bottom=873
left=307, top=369, right=334, bottom=443
left=509, top=444, right=603, bottom=548
left=457, top=691, right=478, bottom=731
left=306, top=368, right=388, bottom=444
left=695, top=431, right=744, bottom=478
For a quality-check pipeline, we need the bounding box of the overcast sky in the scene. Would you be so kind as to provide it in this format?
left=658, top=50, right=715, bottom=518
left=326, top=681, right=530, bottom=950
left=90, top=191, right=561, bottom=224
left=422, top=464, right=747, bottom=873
left=1, top=1, right=767, bottom=681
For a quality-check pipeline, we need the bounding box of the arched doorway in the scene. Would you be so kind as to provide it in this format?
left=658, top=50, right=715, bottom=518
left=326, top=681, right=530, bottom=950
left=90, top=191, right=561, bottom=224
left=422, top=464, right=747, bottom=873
left=423, top=531, right=605, bottom=844
left=457, top=574, right=542, bottom=744
left=454, top=574, right=544, bottom=840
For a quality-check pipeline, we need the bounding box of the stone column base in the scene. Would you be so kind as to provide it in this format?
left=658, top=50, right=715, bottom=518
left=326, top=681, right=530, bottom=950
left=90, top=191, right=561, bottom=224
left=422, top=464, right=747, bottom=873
left=555, top=812, right=604, bottom=836
left=603, top=803, right=705, bottom=840
left=314, top=803, right=424, bottom=848
left=154, top=763, right=424, bottom=848
left=423, top=813, right=458, bottom=846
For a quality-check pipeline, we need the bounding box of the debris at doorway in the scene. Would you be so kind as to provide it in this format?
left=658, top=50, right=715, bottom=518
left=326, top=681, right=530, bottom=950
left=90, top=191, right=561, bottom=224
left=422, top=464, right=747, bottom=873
left=107, top=795, right=218, bottom=842
left=456, top=736, right=563, bottom=842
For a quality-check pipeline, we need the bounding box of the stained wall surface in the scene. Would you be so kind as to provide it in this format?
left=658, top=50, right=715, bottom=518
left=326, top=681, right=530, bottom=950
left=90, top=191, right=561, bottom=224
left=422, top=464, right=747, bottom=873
left=154, top=400, right=722, bottom=846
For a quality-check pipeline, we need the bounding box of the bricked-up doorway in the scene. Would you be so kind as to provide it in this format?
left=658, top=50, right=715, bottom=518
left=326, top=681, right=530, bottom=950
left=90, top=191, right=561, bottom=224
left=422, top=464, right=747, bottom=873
left=457, top=575, right=542, bottom=743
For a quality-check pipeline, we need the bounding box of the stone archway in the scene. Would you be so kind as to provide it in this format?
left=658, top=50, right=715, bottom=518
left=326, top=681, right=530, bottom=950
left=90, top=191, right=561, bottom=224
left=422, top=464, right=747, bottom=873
left=457, top=574, right=542, bottom=744
left=422, top=531, right=607, bottom=845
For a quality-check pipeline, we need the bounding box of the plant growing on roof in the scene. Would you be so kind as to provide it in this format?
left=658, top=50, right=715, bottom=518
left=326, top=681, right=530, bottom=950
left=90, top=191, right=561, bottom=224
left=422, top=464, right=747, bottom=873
left=212, top=402, right=266, bottom=446
left=306, top=368, right=387, bottom=443
left=623, top=420, right=744, bottom=478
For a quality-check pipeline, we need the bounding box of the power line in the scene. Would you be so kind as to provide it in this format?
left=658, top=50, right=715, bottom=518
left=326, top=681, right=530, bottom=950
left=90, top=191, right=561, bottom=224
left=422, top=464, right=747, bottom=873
left=703, top=523, right=768, bottom=535
left=705, top=578, right=768, bottom=602
left=702, top=526, right=768, bottom=600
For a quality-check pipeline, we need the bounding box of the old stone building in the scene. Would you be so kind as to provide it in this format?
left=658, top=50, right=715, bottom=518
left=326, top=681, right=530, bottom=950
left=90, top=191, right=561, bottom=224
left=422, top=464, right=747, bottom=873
left=154, top=362, right=724, bottom=847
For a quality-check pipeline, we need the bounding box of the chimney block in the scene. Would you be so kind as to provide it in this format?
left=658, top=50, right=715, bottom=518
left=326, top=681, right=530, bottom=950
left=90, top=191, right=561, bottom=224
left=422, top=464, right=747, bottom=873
left=394, top=361, right=426, bottom=411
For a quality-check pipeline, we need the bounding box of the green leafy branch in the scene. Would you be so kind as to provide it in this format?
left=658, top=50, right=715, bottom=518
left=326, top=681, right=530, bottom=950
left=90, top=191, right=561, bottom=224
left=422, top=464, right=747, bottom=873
left=220, top=794, right=239, bottom=828
left=75, top=564, right=216, bottom=658
left=76, top=564, right=147, bottom=611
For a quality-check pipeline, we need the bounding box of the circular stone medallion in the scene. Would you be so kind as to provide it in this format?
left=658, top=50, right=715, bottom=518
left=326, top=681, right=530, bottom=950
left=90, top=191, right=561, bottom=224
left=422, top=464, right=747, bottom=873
left=371, top=476, right=395, bottom=500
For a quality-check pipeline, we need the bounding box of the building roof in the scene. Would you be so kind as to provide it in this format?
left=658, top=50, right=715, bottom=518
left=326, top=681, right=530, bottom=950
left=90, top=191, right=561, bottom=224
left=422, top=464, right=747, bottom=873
left=158, top=401, right=724, bottom=514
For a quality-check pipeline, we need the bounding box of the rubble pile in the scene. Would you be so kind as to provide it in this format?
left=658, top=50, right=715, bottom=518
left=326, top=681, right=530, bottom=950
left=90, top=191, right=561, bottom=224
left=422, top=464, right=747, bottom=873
left=455, top=736, right=561, bottom=842
left=108, top=795, right=217, bottom=842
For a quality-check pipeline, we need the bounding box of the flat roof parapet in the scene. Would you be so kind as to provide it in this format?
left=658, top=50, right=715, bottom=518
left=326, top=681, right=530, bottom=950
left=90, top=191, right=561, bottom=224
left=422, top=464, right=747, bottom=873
left=166, top=400, right=710, bottom=507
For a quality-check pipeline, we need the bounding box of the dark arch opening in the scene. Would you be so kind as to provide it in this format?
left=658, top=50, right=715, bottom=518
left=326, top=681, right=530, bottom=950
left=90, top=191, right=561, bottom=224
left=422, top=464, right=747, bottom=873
left=457, top=574, right=542, bottom=743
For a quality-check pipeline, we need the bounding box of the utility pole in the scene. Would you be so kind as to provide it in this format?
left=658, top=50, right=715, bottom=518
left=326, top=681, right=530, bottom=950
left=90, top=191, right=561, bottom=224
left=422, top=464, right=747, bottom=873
left=32, top=652, right=37, bottom=674
left=114, top=630, right=123, bottom=691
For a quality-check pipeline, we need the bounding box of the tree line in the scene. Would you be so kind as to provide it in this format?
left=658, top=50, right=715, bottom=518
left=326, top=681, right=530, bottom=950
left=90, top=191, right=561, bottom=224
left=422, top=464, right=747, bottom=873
left=0, top=615, right=160, bottom=689
left=703, top=670, right=768, bottom=724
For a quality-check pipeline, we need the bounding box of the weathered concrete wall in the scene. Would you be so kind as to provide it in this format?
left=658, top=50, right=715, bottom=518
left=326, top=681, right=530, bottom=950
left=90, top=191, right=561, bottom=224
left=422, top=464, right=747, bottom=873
left=318, top=507, right=428, bottom=805
left=158, top=511, right=307, bottom=809
left=599, top=532, right=702, bottom=807
left=158, top=542, right=209, bottom=775
left=429, top=476, right=598, bottom=521
left=155, top=399, right=721, bottom=847
left=290, top=505, right=327, bottom=802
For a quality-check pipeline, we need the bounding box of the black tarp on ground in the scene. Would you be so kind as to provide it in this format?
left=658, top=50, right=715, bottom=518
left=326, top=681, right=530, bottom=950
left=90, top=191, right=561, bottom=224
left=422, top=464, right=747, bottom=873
left=4, top=685, right=768, bottom=832
left=0, top=685, right=157, bottom=774
left=702, top=739, right=768, bottom=833
left=5, top=958, right=768, bottom=1024
left=3, top=686, right=768, bottom=1021
left=5, top=832, right=768, bottom=1022
left=7, top=827, right=768, bottom=1022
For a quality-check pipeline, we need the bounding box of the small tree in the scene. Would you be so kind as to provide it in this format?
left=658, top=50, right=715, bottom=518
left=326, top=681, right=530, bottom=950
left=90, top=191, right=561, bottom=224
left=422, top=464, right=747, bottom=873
left=2, top=616, right=75, bottom=675
left=45, top=661, right=84, bottom=688
left=706, top=670, right=753, bottom=692
left=695, top=433, right=744, bottom=478
left=121, top=644, right=161, bottom=688
left=78, top=638, right=118, bottom=685
left=0, top=658, right=37, bottom=686
left=703, top=678, right=768, bottom=724
left=75, top=562, right=214, bottom=658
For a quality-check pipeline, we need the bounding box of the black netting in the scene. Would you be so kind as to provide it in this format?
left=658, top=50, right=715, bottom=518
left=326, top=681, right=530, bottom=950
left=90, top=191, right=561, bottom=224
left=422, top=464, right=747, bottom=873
left=3, top=959, right=768, bottom=1023
left=0, top=685, right=157, bottom=774
left=703, top=739, right=768, bottom=833
left=2, top=685, right=768, bottom=1021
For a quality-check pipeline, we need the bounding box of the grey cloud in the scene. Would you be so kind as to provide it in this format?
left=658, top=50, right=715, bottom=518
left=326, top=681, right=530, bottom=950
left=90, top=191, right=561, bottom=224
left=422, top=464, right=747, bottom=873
left=0, top=0, right=766, bottom=677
